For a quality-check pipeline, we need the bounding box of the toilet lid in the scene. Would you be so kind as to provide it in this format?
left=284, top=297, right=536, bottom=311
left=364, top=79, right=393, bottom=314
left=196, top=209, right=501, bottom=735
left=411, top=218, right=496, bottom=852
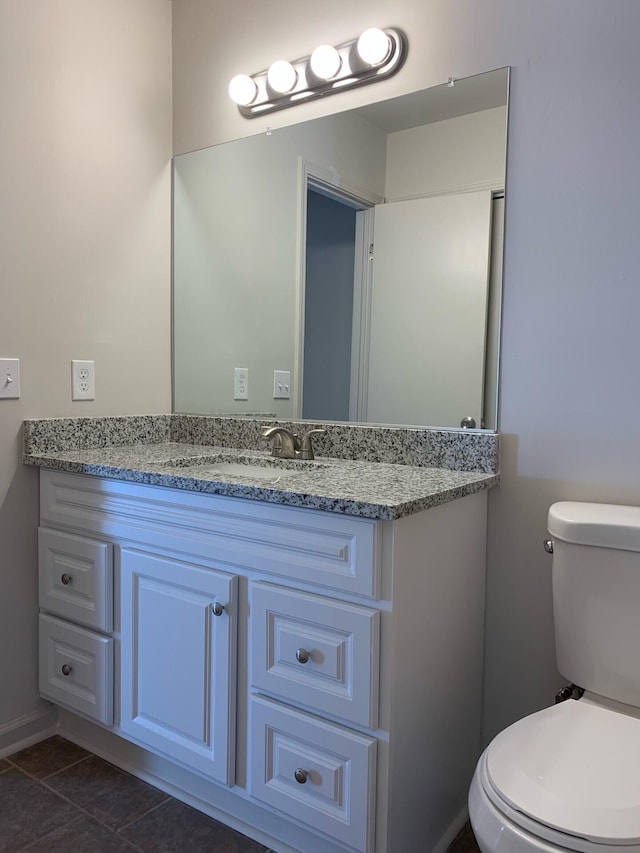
left=486, top=699, right=640, bottom=845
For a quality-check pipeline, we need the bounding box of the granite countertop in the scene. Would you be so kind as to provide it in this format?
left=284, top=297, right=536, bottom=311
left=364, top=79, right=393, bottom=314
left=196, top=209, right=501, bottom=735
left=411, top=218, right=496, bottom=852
left=24, top=441, right=499, bottom=520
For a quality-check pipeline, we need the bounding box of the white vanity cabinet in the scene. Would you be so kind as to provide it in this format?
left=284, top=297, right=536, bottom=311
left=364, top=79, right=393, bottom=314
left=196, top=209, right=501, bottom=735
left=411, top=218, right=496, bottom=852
left=38, top=468, right=489, bottom=853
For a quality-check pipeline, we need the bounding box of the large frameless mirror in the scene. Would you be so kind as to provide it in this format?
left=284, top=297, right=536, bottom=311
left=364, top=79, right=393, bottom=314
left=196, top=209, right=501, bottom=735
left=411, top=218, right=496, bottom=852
left=173, top=67, right=509, bottom=430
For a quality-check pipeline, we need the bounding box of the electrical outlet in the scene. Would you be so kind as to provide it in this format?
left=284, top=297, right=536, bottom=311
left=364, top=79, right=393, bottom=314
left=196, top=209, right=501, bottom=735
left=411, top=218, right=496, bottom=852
left=273, top=370, right=291, bottom=399
left=234, top=367, right=248, bottom=400
left=71, top=360, right=95, bottom=400
left=0, top=358, right=20, bottom=399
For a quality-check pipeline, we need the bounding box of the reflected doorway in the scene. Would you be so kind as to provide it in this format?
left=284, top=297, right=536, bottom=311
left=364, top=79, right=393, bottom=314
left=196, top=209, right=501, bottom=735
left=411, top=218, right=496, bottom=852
left=302, top=187, right=368, bottom=420
left=300, top=182, right=503, bottom=429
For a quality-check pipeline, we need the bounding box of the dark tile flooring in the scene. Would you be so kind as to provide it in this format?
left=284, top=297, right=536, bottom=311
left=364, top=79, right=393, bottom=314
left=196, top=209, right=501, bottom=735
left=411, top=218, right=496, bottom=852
left=0, top=736, right=480, bottom=852
left=447, top=822, right=481, bottom=853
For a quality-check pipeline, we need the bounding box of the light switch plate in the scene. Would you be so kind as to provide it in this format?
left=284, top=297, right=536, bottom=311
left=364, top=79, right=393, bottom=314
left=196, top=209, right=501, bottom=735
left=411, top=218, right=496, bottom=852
left=273, top=370, right=291, bottom=399
left=0, top=358, right=20, bottom=399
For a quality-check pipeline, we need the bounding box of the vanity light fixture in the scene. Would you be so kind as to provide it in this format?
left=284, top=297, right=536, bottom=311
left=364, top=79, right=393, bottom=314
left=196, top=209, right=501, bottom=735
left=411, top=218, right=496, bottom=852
left=229, top=27, right=407, bottom=118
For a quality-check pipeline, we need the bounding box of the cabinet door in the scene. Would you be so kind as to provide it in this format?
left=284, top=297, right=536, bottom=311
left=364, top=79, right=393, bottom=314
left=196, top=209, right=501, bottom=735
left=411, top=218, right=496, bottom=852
left=120, top=548, right=237, bottom=785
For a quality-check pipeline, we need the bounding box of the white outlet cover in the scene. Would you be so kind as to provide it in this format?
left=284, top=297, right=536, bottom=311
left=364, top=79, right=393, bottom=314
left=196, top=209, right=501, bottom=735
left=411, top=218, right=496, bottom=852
left=0, top=358, right=20, bottom=399
left=234, top=367, right=248, bottom=401
left=71, top=359, right=95, bottom=400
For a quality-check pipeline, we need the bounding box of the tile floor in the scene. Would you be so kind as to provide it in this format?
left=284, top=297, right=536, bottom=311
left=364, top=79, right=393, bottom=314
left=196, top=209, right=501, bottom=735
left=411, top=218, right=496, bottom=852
left=0, top=735, right=480, bottom=852
left=446, top=822, right=481, bottom=853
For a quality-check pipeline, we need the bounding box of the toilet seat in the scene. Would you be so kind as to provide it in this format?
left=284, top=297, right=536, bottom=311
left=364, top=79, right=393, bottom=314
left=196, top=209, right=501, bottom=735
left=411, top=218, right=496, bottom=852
left=482, top=698, right=640, bottom=849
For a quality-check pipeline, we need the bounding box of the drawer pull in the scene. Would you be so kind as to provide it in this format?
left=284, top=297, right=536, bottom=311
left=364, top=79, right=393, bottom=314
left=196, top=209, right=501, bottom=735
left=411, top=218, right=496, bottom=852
left=61, top=664, right=72, bottom=677
left=295, top=648, right=310, bottom=664
left=60, top=573, right=72, bottom=586
left=294, top=768, right=308, bottom=784
left=211, top=601, right=224, bottom=616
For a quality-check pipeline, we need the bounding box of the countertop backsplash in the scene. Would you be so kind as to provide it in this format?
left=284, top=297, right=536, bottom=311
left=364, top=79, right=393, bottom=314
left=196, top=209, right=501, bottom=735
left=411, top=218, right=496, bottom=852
left=24, top=414, right=499, bottom=475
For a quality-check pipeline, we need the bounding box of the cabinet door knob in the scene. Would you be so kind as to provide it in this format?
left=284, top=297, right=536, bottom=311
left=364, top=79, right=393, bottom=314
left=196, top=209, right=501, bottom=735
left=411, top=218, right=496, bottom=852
left=61, top=664, right=72, bottom=677
left=294, top=768, right=308, bottom=784
left=61, top=573, right=72, bottom=586
left=211, top=601, right=224, bottom=616
left=295, top=648, right=309, bottom=664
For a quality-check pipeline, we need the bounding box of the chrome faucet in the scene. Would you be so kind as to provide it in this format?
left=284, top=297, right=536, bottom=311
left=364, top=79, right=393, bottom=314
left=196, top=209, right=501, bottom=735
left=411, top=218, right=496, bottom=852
left=262, top=426, right=326, bottom=460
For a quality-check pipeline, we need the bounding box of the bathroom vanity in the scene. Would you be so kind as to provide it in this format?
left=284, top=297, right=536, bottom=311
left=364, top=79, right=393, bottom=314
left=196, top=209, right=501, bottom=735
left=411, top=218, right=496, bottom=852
left=26, top=415, right=499, bottom=853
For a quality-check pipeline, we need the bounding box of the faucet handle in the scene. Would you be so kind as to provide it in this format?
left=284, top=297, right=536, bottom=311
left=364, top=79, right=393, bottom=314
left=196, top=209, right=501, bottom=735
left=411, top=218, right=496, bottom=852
left=300, top=429, right=326, bottom=460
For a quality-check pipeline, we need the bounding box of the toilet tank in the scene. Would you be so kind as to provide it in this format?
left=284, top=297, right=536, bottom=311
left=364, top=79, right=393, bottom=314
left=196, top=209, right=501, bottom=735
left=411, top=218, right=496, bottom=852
left=549, top=501, right=640, bottom=708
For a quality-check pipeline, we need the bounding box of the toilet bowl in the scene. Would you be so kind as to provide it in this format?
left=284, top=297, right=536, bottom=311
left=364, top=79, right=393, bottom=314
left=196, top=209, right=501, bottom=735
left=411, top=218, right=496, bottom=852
left=469, top=502, right=640, bottom=852
left=469, top=696, right=640, bottom=851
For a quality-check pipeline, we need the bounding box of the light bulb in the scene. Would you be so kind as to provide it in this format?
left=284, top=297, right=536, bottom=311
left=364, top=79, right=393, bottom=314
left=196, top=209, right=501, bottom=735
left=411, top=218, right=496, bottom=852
left=310, top=44, right=342, bottom=80
left=267, top=60, right=298, bottom=94
left=357, top=28, right=391, bottom=66
left=228, top=74, right=258, bottom=106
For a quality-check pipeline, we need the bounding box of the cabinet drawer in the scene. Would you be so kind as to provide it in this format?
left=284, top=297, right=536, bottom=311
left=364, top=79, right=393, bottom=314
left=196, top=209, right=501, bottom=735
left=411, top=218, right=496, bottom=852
left=39, top=527, right=113, bottom=632
left=251, top=582, right=379, bottom=728
left=39, top=613, right=113, bottom=725
left=250, top=696, right=376, bottom=853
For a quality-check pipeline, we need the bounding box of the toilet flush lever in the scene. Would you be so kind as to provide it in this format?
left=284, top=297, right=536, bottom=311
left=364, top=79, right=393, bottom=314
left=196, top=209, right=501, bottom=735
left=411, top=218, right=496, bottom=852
left=543, top=539, right=554, bottom=554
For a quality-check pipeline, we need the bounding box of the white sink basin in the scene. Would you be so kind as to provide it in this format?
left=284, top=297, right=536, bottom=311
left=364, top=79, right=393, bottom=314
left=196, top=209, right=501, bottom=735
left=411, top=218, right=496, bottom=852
left=152, top=453, right=330, bottom=484
left=181, top=456, right=329, bottom=483
left=199, top=462, right=290, bottom=481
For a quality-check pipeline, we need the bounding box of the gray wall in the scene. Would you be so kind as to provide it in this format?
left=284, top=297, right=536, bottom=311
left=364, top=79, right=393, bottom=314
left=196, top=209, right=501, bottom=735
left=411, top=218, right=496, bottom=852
left=172, top=0, right=640, bottom=743
left=0, top=0, right=172, bottom=743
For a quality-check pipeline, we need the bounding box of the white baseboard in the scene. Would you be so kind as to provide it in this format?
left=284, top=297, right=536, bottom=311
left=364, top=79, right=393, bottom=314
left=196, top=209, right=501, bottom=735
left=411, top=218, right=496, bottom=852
left=0, top=704, right=58, bottom=759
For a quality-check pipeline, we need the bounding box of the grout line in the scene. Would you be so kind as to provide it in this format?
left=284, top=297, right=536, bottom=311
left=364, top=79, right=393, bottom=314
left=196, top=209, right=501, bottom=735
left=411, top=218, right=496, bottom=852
left=18, top=815, right=85, bottom=852
left=39, top=753, right=94, bottom=780
left=4, top=752, right=93, bottom=784
left=6, top=745, right=266, bottom=853
left=36, top=764, right=170, bottom=844
left=3, top=741, right=172, bottom=841
left=115, top=795, right=172, bottom=834
left=19, top=809, right=145, bottom=853
left=37, top=775, right=142, bottom=838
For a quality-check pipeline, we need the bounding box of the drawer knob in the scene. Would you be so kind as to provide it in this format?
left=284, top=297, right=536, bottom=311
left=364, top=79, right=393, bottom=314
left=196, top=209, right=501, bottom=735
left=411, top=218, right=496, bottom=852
left=61, top=664, right=72, bottom=677
left=61, top=573, right=72, bottom=586
left=294, top=768, right=308, bottom=784
left=212, top=602, right=224, bottom=616
left=295, top=648, right=309, bottom=664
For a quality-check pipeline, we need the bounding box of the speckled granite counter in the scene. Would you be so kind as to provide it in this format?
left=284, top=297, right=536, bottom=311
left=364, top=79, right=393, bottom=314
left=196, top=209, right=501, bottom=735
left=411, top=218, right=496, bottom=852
left=23, top=416, right=499, bottom=520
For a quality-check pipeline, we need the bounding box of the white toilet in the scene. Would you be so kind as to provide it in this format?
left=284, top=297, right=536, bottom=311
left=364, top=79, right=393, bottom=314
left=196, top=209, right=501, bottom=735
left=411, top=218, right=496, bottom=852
left=469, top=501, right=640, bottom=852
